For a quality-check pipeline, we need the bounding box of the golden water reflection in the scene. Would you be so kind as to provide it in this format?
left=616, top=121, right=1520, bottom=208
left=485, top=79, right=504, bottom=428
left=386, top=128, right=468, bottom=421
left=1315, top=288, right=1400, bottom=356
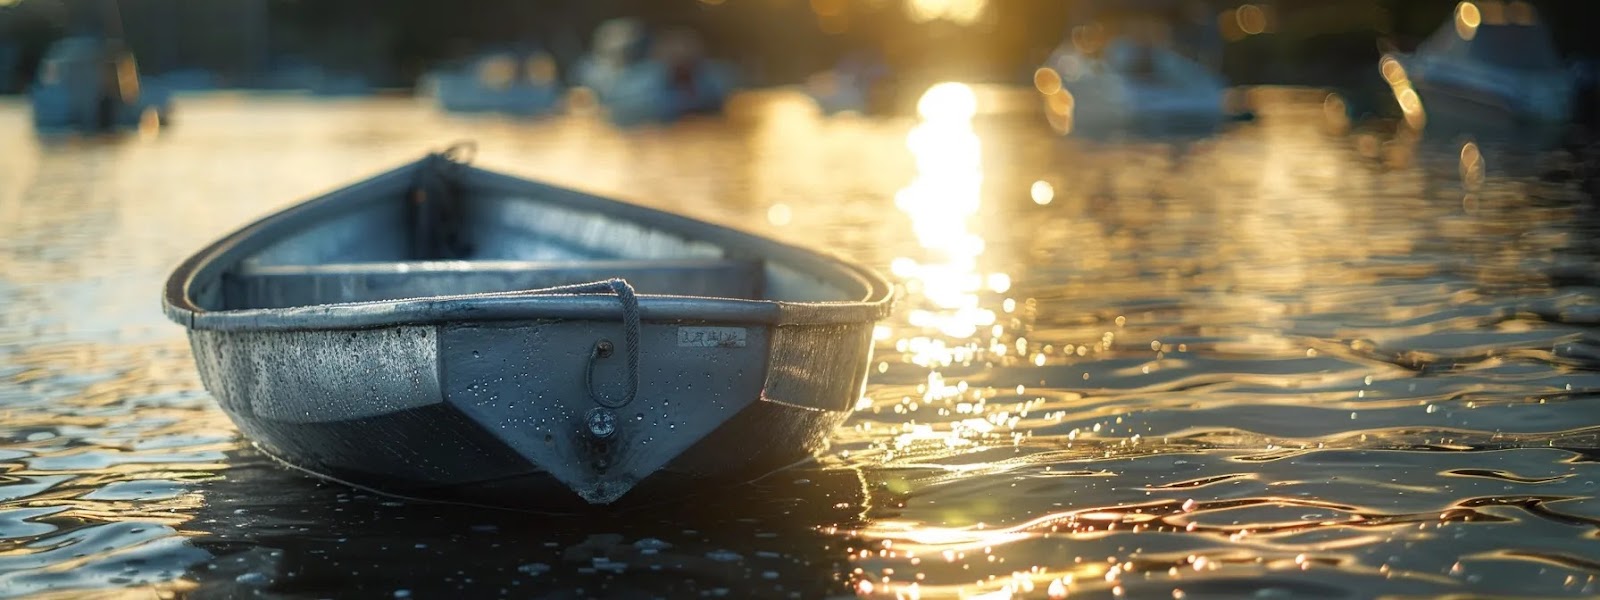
left=832, top=86, right=1600, bottom=598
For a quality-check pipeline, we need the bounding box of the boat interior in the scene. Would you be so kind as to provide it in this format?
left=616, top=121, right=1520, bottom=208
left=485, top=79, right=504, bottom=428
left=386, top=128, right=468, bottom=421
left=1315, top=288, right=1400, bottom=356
left=193, top=163, right=874, bottom=313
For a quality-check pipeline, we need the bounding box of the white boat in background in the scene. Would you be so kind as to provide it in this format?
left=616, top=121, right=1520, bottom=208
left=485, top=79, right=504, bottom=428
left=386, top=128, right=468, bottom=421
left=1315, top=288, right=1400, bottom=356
left=1381, top=1, right=1573, bottom=127
left=29, top=36, right=171, bottom=131
left=575, top=19, right=737, bottom=125
left=1036, top=34, right=1229, bottom=135
left=422, top=51, right=563, bottom=117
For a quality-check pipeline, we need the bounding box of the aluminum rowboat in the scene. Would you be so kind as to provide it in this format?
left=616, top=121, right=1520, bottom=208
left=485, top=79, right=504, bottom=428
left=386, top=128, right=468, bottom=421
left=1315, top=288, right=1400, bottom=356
left=163, top=146, right=895, bottom=506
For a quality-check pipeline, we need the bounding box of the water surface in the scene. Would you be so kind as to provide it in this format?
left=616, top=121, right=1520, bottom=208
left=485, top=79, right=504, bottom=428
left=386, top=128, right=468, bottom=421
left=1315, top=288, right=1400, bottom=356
left=1, top=88, right=1599, bottom=598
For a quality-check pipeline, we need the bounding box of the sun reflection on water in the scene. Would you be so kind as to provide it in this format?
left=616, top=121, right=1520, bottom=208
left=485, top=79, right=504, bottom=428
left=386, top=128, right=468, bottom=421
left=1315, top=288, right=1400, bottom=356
left=844, top=82, right=1056, bottom=597
left=892, top=82, right=1005, bottom=348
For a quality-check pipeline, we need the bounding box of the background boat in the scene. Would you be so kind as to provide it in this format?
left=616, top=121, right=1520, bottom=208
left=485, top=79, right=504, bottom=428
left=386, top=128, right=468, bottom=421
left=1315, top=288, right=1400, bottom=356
left=421, top=49, right=563, bottom=117
left=575, top=18, right=739, bottom=125
left=28, top=35, right=170, bottom=131
left=1038, top=33, right=1231, bottom=136
left=1382, top=0, right=1574, bottom=128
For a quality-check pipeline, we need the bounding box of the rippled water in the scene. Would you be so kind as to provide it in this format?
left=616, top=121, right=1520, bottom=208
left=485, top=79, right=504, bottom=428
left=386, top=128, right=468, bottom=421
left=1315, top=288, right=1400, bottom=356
left=2, top=87, right=1599, bottom=598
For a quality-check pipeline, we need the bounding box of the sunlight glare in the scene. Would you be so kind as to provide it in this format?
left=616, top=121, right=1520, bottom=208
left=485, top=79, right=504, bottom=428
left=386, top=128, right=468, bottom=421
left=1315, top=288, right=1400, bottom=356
left=1030, top=180, right=1054, bottom=205
left=1033, top=67, right=1062, bottom=95
left=1235, top=5, right=1267, bottom=35
left=906, top=0, right=988, bottom=25
left=1455, top=2, right=1481, bottom=40
left=892, top=83, right=1008, bottom=358
left=916, top=82, right=978, bottom=121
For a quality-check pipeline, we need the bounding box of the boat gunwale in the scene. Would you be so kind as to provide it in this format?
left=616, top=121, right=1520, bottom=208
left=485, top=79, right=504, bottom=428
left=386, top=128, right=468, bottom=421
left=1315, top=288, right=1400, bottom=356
left=163, top=154, right=896, bottom=332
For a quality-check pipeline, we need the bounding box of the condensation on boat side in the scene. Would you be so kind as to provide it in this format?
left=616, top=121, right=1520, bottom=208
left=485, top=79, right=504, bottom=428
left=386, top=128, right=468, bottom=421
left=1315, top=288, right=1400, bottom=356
left=648, top=396, right=851, bottom=483
left=762, top=322, right=876, bottom=412
left=241, top=402, right=537, bottom=491
left=436, top=319, right=772, bottom=504
left=187, top=325, right=540, bottom=487
left=189, top=326, right=442, bottom=423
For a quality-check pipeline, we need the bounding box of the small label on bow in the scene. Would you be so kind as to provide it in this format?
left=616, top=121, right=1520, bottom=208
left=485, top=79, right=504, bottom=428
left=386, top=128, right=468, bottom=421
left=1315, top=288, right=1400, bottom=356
left=677, top=327, right=747, bottom=348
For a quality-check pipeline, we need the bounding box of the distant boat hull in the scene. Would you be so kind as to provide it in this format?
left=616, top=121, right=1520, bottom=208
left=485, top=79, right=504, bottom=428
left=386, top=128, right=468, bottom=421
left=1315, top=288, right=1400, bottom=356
left=30, top=84, right=168, bottom=130
left=164, top=150, right=894, bottom=506
left=422, top=52, right=564, bottom=117
left=426, top=72, right=562, bottom=116
left=1040, top=40, right=1230, bottom=136
left=577, top=59, right=738, bottom=124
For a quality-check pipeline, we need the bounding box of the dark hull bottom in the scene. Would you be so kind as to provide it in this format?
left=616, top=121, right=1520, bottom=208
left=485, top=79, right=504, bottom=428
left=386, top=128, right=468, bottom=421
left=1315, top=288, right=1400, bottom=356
left=226, top=398, right=852, bottom=510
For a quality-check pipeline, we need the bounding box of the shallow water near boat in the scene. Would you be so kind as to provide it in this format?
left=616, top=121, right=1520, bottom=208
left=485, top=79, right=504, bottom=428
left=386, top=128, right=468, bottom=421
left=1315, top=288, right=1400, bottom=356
left=1, top=88, right=1599, bottom=598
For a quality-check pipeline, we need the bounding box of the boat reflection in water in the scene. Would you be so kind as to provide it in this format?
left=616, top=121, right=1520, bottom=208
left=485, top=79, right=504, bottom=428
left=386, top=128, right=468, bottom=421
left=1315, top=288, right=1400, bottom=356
left=181, top=450, right=873, bottom=598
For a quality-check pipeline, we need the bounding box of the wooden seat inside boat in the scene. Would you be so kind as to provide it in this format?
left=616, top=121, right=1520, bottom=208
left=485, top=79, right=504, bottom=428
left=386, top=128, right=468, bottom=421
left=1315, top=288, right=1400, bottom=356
left=222, top=258, right=765, bottom=310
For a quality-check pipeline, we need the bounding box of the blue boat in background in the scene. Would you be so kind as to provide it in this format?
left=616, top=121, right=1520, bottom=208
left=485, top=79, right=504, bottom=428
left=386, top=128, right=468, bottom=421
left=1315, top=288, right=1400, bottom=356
left=1381, top=1, right=1574, bottom=128
left=29, top=36, right=171, bottom=132
left=421, top=50, right=563, bottom=117
left=575, top=19, right=738, bottom=125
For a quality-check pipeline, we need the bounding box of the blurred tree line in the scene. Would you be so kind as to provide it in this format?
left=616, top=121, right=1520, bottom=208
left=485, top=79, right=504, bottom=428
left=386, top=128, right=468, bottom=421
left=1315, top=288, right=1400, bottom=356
left=1, top=0, right=1597, bottom=94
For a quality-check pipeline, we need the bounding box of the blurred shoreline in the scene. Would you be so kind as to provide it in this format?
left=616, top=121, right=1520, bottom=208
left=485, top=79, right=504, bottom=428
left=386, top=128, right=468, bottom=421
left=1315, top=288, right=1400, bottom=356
left=2, top=0, right=1598, bottom=93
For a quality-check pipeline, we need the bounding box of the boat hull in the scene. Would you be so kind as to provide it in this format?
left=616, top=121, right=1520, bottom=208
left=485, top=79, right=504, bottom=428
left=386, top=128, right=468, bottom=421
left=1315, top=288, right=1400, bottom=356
left=167, top=153, right=891, bottom=506
left=435, top=85, right=561, bottom=116
left=191, top=319, right=870, bottom=506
